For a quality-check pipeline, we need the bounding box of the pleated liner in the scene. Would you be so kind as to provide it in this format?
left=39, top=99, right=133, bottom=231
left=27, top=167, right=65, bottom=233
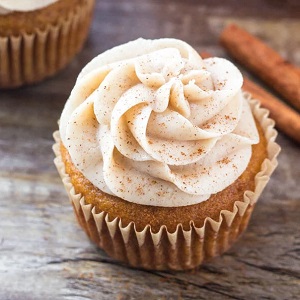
left=53, top=97, right=280, bottom=270
left=0, top=0, right=95, bottom=89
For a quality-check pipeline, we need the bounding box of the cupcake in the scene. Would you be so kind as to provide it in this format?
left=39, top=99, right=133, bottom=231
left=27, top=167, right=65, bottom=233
left=0, top=0, right=95, bottom=89
left=53, top=38, right=280, bottom=270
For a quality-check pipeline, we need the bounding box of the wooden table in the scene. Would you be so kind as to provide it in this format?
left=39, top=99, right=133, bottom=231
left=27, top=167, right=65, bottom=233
left=1, top=1, right=299, bottom=299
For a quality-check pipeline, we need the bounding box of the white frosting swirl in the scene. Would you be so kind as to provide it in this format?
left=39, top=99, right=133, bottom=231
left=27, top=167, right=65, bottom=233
left=59, top=38, right=259, bottom=207
left=0, top=0, right=58, bottom=14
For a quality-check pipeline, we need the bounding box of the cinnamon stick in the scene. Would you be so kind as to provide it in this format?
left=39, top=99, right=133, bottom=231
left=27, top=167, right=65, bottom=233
left=243, top=78, right=300, bottom=143
left=200, top=51, right=300, bottom=144
left=220, top=24, right=300, bottom=112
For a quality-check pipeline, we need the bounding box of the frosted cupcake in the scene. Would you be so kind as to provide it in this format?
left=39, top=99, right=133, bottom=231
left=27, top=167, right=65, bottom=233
left=54, top=38, right=280, bottom=270
left=0, top=0, right=95, bottom=88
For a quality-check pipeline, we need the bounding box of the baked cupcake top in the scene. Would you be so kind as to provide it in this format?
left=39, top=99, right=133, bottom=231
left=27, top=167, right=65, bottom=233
left=0, top=0, right=58, bottom=14
left=59, top=38, right=259, bottom=207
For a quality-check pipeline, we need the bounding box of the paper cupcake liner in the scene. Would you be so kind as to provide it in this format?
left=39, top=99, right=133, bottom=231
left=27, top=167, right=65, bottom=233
left=0, top=0, right=95, bottom=89
left=53, top=96, right=280, bottom=270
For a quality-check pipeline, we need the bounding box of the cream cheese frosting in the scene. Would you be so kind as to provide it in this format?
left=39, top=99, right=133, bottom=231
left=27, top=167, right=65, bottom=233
left=59, top=38, right=259, bottom=207
left=0, top=0, right=58, bottom=14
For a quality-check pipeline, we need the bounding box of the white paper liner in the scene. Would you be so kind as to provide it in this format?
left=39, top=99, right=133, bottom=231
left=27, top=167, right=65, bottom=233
left=0, top=0, right=95, bottom=89
left=53, top=96, right=280, bottom=270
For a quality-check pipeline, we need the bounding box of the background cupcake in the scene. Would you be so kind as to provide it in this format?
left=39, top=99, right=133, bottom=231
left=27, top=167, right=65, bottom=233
left=0, top=0, right=95, bottom=89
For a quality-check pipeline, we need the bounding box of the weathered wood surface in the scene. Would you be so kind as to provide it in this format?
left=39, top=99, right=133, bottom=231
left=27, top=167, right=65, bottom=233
left=1, top=1, right=300, bottom=299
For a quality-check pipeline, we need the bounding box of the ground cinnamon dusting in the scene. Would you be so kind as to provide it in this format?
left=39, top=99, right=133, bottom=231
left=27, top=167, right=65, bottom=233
left=217, top=157, right=231, bottom=165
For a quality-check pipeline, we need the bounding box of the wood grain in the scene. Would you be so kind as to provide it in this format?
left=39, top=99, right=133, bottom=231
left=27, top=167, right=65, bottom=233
left=0, top=1, right=299, bottom=299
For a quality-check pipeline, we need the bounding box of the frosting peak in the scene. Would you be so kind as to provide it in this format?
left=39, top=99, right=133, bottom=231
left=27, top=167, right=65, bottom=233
left=60, top=38, right=259, bottom=207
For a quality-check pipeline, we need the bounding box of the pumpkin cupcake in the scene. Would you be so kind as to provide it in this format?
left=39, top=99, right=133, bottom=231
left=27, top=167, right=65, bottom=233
left=53, top=38, right=280, bottom=270
left=0, top=0, right=95, bottom=88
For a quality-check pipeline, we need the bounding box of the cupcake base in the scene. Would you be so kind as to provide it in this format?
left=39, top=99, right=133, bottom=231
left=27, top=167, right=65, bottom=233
left=53, top=97, right=280, bottom=270
left=71, top=190, right=254, bottom=270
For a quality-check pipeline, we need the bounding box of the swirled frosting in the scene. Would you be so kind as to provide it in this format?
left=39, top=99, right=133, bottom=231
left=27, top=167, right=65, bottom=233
left=0, top=0, right=58, bottom=14
left=59, top=38, right=259, bottom=207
